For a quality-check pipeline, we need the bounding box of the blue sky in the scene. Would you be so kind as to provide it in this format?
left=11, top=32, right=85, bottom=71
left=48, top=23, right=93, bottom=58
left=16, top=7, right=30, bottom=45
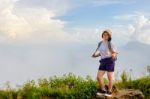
left=60, top=0, right=150, bottom=27
left=0, top=0, right=150, bottom=88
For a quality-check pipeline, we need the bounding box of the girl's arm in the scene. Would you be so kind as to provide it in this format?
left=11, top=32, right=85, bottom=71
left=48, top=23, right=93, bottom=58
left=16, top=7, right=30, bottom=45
left=91, top=42, right=101, bottom=58
left=111, top=43, right=118, bottom=59
left=92, top=53, right=100, bottom=58
left=112, top=52, right=117, bottom=59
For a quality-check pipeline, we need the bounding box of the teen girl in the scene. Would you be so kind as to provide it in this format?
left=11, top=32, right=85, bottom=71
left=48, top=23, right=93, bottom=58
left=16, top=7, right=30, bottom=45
left=92, top=29, right=117, bottom=97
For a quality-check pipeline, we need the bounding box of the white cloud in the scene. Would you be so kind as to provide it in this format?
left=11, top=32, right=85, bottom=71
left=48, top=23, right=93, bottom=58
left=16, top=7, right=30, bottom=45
left=15, top=0, right=71, bottom=16
left=0, top=0, right=73, bottom=43
left=69, top=12, right=150, bottom=46
left=113, top=12, right=150, bottom=45
left=70, top=28, right=101, bottom=43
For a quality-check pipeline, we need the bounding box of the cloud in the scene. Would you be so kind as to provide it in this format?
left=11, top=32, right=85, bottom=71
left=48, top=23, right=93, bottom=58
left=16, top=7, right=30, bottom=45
left=0, top=1, right=149, bottom=86
left=69, top=28, right=101, bottom=43
left=113, top=12, right=150, bottom=45
left=68, top=12, right=150, bottom=47
left=15, top=0, right=72, bottom=16
left=0, top=0, right=73, bottom=43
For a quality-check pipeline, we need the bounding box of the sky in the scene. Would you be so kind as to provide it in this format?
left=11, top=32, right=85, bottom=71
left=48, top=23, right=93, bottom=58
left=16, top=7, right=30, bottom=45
left=0, top=0, right=150, bottom=88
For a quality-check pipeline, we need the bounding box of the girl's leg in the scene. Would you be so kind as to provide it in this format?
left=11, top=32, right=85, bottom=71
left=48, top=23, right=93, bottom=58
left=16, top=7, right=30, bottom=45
left=97, top=70, right=105, bottom=90
left=107, top=72, right=113, bottom=91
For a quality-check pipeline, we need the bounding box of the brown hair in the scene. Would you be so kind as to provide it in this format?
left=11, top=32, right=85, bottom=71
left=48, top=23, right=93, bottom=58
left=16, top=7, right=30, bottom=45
left=102, top=31, right=112, bottom=42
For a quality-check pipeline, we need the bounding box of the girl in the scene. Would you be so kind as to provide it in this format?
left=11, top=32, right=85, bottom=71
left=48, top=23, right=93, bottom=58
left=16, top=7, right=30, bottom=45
left=92, top=29, right=117, bottom=97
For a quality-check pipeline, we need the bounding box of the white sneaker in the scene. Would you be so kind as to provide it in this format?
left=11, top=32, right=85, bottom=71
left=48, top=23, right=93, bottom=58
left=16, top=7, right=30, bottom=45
left=96, top=89, right=107, bottom=96
left=96, top=92, right=104, bottom=96
left=105, top=91, right=112, bottom=97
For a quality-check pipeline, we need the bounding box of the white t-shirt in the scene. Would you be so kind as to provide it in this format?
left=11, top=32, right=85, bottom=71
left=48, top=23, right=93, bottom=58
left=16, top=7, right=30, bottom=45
left=96, top=41, right=117, bottom=59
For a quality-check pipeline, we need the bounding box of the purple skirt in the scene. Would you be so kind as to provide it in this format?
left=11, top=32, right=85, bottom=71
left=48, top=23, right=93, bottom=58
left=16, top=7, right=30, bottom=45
left=98, top=57, right=115, bottom=72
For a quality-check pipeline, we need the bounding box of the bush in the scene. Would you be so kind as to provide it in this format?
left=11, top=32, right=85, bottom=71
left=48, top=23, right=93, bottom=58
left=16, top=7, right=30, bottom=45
left=0, top=73, right=149, bottom=99
left=16, top=73, right=97, bottom=99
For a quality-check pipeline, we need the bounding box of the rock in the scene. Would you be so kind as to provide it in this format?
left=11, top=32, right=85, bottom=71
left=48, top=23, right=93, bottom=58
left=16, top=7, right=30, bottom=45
left=95, top=89, right=144, bottom=99
left=112, top=89, right=144, bottom=99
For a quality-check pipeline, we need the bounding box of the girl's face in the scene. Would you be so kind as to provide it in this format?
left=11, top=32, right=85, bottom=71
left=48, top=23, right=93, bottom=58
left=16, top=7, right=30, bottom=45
left=102, top=32, right=109, bottom=41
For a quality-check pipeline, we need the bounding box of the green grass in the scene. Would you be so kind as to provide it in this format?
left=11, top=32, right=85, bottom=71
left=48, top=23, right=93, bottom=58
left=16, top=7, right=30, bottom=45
left=0, top=73, right=149, bottom=99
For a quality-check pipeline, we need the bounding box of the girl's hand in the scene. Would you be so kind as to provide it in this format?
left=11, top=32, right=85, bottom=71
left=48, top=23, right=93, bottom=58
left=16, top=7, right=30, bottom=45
left=91, top=53, right=96, bottom=58
left=112, top=53, right=117, bottom=59
left=91, top=53, right=100, bottom=58
left=91, top=55, right=95, bottom=58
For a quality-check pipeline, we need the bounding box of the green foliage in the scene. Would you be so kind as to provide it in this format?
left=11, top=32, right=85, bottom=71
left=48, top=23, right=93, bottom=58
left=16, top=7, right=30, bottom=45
left=116, top=70, right=130, bottom=88
left=0, top=73, right=97, bottom=99
left=147, top=65, right=150, bottom=76
left=0, top=73, right=149, bottom=99
left=121, top=70, right=128, bottom=83
left=0, top=90, right=17, bottom=99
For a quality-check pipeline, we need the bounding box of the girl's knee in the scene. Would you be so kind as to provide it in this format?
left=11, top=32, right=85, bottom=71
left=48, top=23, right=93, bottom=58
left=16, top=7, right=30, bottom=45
left=97, top=75, right=102, bottom=81
left=108, top=77, right=113, bottom=82
left=97, top=70, right=105, bottom=81
left=107, top=72, right=113, bottom=80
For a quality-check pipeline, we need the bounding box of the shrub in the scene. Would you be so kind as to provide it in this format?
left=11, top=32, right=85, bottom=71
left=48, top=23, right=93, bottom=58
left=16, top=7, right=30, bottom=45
left=0, top=73, right=149, bottom=99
